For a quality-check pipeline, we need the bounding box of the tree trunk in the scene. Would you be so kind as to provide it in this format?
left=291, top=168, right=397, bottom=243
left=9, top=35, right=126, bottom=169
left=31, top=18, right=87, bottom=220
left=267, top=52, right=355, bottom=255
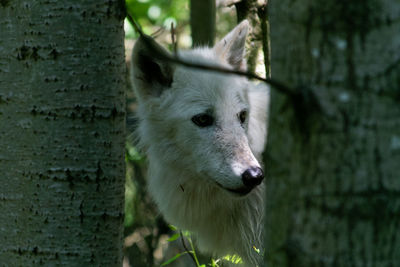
left=235, top=0, right=260, bottom=74
left=190, top=0, right=216, bottom=46
left=266, top=0, right=400, bottom=266
left=258, top=4, right=271, bottom=78
left=0, top=1, right=126, bottom=265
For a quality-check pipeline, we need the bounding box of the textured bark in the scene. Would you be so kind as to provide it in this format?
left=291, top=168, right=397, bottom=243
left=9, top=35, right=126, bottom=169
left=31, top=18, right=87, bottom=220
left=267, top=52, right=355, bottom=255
left=190, top=0, right=216, bottom=46
left=266, top=0, right=400, bottom=266
left=258, top=4, right=271, bottom=78
left=234, top=0, right=268, bottom=75
left=0, top=1, right=126, bottom=265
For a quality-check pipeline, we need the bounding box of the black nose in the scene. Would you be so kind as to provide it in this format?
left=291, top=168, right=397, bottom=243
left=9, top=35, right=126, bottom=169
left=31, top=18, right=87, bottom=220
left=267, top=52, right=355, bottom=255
left=241, top=167, right=264, bottom=187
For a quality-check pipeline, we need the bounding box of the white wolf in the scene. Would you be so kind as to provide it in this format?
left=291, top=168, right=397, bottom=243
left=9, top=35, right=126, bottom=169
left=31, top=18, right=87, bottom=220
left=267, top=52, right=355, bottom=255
left=131, top=21, right=269, bottom=266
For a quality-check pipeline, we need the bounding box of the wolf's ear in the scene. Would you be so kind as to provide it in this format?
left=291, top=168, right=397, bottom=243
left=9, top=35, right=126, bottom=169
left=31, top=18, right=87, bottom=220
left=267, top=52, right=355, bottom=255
left=213, top=20, right=249, bottom=71
left=131, top=36, right=174, bottom=99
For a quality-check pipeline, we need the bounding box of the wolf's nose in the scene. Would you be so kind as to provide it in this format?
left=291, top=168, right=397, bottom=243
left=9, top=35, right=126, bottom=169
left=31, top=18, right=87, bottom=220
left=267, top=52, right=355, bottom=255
left=241, top=167, right=264, bottom=187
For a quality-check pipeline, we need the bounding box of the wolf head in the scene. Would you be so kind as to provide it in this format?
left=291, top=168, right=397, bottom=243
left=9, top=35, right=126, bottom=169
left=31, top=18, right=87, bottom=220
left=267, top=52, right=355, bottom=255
left=131, top=21, right=269, bottom=197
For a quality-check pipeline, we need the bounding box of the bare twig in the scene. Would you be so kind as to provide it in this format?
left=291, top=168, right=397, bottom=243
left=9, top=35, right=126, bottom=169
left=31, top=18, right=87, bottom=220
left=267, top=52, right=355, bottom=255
left=150, top=27, right=165, bottom=38
left=222, top=0, right=243, bottom=7
left=171, top=22, right=177, bottom=55
left=126, top=13, right=296, bottom=96
left=126, top=13, right=143, bottom=35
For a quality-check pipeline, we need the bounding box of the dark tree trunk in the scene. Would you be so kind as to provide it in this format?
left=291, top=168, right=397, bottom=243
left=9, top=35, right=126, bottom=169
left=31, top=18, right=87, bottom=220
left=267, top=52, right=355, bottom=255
left=190, top=0, right=216, bottom=47
left=266, top=0, right=400, bottom=266
left=234, top=0, right=268, bottom=75
left=0, top=1, right=126, bottom=265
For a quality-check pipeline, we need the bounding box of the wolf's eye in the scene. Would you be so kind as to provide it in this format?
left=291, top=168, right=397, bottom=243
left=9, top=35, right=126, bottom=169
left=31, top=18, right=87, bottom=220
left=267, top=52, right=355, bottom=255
left=191, top=113, right=214, bottom=127
left=238, top=110, right=247, bottom=124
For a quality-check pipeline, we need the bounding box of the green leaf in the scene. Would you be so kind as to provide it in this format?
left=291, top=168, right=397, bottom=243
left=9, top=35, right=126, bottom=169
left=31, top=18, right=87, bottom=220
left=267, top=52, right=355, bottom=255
left=167, top=233, right=180, bottom=242
left=161, top=253, right=184, bottom=266
left=222, top=254, right=243, bottom=264
left=168, top=224, right=178, bottom=231
left=252, top=245, right=260, bottom=254
left=126, top=145, right=143, bottom=162
left=210, top=258, right=220, bottom=267
left=181, top=230, right=191, bottom=237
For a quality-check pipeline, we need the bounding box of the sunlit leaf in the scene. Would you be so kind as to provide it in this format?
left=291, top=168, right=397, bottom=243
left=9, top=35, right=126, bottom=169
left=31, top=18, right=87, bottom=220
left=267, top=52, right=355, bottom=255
left=167, top=233, right=180, bottom=242
left=252, top=245, right=260, bottom=254
left=161, top=252, right=185, bottom=266
left=222, top=254, right=243, bottom=264
left=182, top=230, right=191, bottom=237
left=210, top=258, right=220, bottom=267
left=126, top=145, right=143, bottom=162
left=168, top=224, right=178, bottom=231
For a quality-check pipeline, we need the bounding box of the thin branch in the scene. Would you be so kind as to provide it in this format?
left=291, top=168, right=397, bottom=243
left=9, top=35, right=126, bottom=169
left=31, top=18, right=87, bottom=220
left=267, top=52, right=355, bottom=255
left=150, top=27, right=165, bottom=38
left=171, top=22, right=177, bottom=55
left=126, top=13, right=296, bottom=96
left=179, top=231, right=198, bottom=267
left=187, top=235, right=201, bottom=266
left=222, top=0, right=243, bottom=7
left=126, top=13, right=143, bottom=35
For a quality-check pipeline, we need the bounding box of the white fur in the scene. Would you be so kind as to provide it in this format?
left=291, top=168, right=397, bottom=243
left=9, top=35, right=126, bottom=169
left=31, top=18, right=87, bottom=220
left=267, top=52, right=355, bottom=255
left=131, top=21, right=269, bottom=266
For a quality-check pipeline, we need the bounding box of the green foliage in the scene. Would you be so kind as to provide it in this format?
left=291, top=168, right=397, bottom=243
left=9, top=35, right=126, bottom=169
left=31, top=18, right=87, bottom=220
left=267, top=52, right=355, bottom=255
left=161, top=252, right=188, bottom=266
left=124, top=170, right=136, bottom=228
left=162, top=226, right=244, bottom=267
left=167, top=233, right=180, bottom=242
left=126, top=144, right=143, bottom=162
left=124, top=144, right=140, bottom=228
left=124, top=143, right=147, bottom=228
left=125, top=0, right=189, bottom=39
left=222, top=254, right=243, bottom=265
left=252, top=245, right=260, bottom=254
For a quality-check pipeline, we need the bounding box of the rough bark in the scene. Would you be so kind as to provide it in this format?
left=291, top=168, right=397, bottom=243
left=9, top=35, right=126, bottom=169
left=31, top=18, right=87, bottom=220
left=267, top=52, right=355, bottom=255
left=234, top=0, right=268, bottom=75
left=190, top=0, right=216, bottom=47
left=0, top=1, right=126, bottom=265
left=258, top=4, right=271, bottom=78
left=266, top=0, right=400, bottom=266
